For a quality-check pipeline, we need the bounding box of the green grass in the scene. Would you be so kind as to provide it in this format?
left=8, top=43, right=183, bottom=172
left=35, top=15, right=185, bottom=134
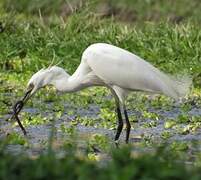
left=1, top=1, right=201, bottom=87
left=0, top=14, right=200, bottom=83
left=0, top=144, right=201, bottom=180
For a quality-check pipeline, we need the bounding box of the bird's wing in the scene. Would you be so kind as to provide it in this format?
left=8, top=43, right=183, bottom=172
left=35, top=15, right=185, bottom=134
left=83, top=43, right=191, bottom=99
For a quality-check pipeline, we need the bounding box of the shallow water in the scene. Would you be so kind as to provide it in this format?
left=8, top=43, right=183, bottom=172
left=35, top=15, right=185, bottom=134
left=0, top=93, right=201, bottom=161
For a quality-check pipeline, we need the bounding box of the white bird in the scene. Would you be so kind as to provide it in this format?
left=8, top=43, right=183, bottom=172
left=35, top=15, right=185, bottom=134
left=22, top=43, right=191, bottom=144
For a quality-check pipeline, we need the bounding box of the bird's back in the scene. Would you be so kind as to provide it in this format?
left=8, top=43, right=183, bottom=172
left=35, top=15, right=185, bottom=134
left=82, top=43, right=191, bottom=99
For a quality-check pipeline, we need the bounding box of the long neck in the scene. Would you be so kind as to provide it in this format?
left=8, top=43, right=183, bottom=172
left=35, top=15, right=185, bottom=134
left=51, top=74, right=84, bottom=93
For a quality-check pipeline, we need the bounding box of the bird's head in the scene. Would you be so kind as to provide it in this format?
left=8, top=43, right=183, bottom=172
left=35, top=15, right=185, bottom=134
left=22, top=66, right=69, bottom=103
left=11, top=66, right=70, bottom=134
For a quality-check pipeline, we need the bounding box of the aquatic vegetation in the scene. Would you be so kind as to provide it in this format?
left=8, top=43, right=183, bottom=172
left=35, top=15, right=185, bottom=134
left=170, top=141, right=189, bottom=152
left=75, top=116, right=97, bottom=127
left=60, top=124, right=76, bottom=137
left=5, top=132, right=27, bottom=145
left=142, top=110, right=160, bottom=121
left=177, top=114, right=190, bottom=124
left=164, top=119, right=177, bottom=129
left=87, top=134, right=110, bottom=152
left=142, top=121, right=158, bottom=128
left=179, top=122, right=201, bottom=135
left=161, top=131, right=172, bottom=140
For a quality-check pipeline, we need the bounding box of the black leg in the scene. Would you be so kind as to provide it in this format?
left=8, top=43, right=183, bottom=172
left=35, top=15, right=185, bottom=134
left=124, top=108, right=131, bottom=143
left=114, top=106, right=123, bottom=144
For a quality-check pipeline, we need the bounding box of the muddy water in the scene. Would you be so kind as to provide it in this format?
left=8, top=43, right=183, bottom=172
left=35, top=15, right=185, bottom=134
left=0, top=96, right=201, bottom=160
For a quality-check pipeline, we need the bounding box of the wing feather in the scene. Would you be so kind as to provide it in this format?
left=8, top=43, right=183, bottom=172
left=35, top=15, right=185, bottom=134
left=83, top=43, right=191, bottom=99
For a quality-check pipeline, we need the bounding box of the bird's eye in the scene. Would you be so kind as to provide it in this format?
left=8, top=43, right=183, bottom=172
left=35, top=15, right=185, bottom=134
left=28, top=83, right=34, bottom=90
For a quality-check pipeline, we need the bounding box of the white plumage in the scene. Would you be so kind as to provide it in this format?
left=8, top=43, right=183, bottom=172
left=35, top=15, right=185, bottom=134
left=82, top=43, right=191, bottom=100
left=26, top=43, right=192, bottom=144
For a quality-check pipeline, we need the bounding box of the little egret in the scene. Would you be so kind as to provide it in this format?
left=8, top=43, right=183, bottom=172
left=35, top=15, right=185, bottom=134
left=18, top=43, right=191, bottom=143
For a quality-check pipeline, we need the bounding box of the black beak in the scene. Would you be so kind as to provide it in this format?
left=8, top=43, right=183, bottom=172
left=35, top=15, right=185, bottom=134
left=10, top=87, right=33, bottom=135
left=12, top=87, right=33, bottom=115
left=21, top=87, right=33, bottom=104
